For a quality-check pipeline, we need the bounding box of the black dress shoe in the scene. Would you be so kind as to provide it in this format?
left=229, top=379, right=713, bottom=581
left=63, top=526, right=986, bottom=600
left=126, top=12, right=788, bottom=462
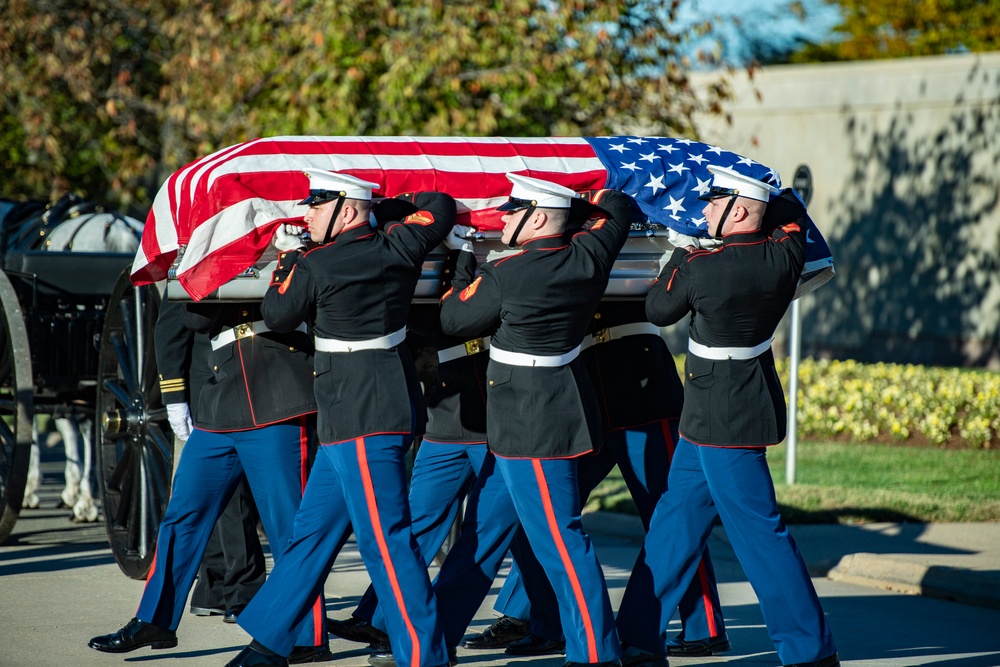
left=505, top=634, right=567, bottom=656
left=327, top=616, right=390, bottom=645
left=368, top=647, right=457, bottom=667
left=225, top=646, right=289, bottom=667
left=289, top=644, right=335, bottom=664
left=190, top=604, right=226, bottom=616
left=460, top=615, right=530, bottom=649
left=88, top=617, right=178, bottom=654
left=665, top=632, right=731, bottom=657
left=224, top=607, right=245, bottom=624
left=619, top=646, right=668, bottom=667
left=785, top=652, right=840, bottom=667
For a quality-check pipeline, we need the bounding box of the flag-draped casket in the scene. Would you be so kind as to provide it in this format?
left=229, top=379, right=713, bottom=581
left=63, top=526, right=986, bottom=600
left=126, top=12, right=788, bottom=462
left=131, top=136, right=834, bottom=301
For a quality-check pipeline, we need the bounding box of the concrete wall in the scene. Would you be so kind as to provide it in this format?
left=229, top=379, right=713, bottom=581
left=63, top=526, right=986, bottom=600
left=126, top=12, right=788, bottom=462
left=692, top=53, right=1000, bottom=369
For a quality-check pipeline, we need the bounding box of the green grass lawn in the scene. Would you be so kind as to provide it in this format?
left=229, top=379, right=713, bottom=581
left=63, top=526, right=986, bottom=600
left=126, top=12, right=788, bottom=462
left=585, top=440, right=1000, bottom=524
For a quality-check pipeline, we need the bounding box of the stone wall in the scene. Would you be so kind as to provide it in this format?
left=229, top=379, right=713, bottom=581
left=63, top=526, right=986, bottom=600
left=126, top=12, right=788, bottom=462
left=691, top=52, right=1000, bottom=369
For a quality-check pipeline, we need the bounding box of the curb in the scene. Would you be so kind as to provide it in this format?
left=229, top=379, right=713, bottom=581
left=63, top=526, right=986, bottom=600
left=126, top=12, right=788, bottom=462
left=829, top=552, right=1000, bottom=611
left=585, top=512, right=1000, bottom=612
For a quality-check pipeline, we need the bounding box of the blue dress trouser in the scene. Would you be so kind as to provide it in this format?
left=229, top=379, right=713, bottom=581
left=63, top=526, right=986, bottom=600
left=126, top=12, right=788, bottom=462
left=494, top=420, right=725, bottom=642
left=358, top=441, right=488, bottom=631
left=616, top=437, right=837, bottom=665
left=136, top=419, right=324, bottom=648
left=237, top=434, right=450, bottom=667
left=433, top=454, right=620, bottom=664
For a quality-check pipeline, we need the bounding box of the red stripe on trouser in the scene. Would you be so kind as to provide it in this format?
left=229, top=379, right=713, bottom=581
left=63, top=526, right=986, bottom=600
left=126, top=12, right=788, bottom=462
left=356, top=437, right=421, bottom=667
left=138, top=552, right=158, bottom=614
left=300, top=417, right=324, bottom=647
left=660, top=419, right=677, bottom=463
left=661, top=419, right=718, bottom=637
left=696, top=560, right=718, bottom=636
left=299, top=417, right=309, bottom=491
left=530, top=459, right=598, bottom=663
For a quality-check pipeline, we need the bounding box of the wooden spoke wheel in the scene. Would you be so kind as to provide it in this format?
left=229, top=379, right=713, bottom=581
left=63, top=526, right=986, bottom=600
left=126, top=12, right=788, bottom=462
left=95, top=271, right=173, bottom=579
left=0, top=270, right=33, bottom=544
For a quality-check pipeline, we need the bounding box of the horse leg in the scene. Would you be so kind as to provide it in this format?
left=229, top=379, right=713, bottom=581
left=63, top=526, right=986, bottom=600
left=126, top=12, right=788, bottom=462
left=22, top=421, right=41, bottom=510
left=56, top=416, right=82, bottom=510
left=72, top=418, right=98, bottom=523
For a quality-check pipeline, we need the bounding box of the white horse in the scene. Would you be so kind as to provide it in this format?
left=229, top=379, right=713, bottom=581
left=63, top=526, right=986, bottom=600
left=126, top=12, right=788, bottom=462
left=20, top=204, right=143, bottom=522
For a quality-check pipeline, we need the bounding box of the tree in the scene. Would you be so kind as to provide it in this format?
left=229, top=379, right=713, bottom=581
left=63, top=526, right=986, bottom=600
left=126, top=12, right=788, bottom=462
left=791, top=0, right=1000, bottom=63
left=0, top=0, right=728, bottom=215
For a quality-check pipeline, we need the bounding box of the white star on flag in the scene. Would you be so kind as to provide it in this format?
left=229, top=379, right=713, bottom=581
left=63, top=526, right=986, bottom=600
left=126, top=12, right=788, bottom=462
left=608, top=143, right=628, bottom=153
left=645, top=173, right=666, bottom=195
left=620, top=161, right=640, bottom=172
left=663, top=195, right=686, bottom=215
left=692, top=177, right=711, bottom=196
left=667, top=162, right=690, bottom=175
left=639, top=152, right=657, bottom=163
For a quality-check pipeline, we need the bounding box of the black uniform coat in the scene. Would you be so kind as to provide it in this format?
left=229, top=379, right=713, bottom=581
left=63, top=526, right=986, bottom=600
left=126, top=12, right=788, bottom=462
left=155, top=294, right=212, bottom=424
left=644, top=189, right=808, bottom=447
left=440, top=190, right=644, bottom=458
left=584, top=300, right=684, bottom=431
left=184, top=302, right=317, bottom=432
left=407, top=253, right=490, bottom=445
left=260, top=192, right=455, bottom=444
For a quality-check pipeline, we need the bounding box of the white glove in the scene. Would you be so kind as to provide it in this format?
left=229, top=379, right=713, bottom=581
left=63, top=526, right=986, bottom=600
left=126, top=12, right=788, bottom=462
left=442, top=224, right=474, bottom=253
left=167, top=402, right=194, bottom=441
left=667, top=228, right=722, bottom=250
left=273, top=223, right=306, bottom=252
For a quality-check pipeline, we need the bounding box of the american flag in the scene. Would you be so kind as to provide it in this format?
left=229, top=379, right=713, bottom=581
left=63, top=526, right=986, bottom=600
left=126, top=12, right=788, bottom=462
left=131, top=136, right=833, bottom=301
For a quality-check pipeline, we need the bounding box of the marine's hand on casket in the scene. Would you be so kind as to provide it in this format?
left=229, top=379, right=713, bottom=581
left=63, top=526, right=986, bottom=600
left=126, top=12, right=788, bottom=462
left=667, top=228, right=722, bottom=251
left=272, top=223, right=306, bottom=252
left=442, top=224, right=474, bottom=253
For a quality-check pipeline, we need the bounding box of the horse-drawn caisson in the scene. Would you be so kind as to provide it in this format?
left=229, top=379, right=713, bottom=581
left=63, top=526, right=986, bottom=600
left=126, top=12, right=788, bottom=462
left=0, top=194, right=154, bottom=574
left=1, top=135, right=833, bottom=582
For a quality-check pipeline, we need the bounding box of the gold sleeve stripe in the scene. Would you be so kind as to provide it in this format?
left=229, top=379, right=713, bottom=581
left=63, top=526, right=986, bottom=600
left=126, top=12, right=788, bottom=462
left=159, top=379, right=187, bottom=392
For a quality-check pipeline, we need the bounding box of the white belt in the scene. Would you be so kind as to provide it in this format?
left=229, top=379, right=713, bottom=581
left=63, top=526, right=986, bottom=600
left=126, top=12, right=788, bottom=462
left=438, top=336, right=491, bottom=364
left=211, top=320, right=307, bottom=350
left=315, top=326, right=407, bottom=353
left=687, top=336, right=773, bottom=361
left=580, top=322, right=661, bottom=350
left=489, top=344, right=581, bottom=368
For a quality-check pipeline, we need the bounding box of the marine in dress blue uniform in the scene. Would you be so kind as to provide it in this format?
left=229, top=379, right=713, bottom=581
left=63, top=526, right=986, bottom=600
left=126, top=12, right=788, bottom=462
left=155, top=294, right=267, bottom=623
left=231, top=171, right=455, bottom=667
left=432, top=175, right=645, bottom=667
left=615, top=166, right=839, bottom=667
left=486, top=299, right=730, bottom=658
left=329, top=250, right=493, bottom=646
left=88, top=297, right=327, bottom=661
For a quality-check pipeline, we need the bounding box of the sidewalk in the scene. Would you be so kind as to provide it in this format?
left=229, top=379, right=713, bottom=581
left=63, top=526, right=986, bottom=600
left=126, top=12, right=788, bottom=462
left=584, top=513, right=1000, bottom=611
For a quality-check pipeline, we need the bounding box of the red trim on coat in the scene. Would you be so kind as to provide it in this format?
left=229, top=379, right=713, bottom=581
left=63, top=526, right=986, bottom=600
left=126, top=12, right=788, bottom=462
left=236, top=343, right=257, bottom=425
left=678, top=432, right=778, bottom=448
left=493, top=447, right=596, bottom=461
left=318, top=430, right=411, bottom=447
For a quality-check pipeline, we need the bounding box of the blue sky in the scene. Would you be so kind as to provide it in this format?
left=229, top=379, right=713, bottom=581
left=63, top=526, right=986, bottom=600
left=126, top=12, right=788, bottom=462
left=676, top=0, right=843, bottom=66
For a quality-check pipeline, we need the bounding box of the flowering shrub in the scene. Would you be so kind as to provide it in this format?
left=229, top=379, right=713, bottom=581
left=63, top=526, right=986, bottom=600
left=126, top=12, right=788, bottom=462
left=674, top=356, right=1000, bottom=449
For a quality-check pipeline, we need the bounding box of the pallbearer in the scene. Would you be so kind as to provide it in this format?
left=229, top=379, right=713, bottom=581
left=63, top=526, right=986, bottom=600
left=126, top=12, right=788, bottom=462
left=229, top=170, right=455, bottom=667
